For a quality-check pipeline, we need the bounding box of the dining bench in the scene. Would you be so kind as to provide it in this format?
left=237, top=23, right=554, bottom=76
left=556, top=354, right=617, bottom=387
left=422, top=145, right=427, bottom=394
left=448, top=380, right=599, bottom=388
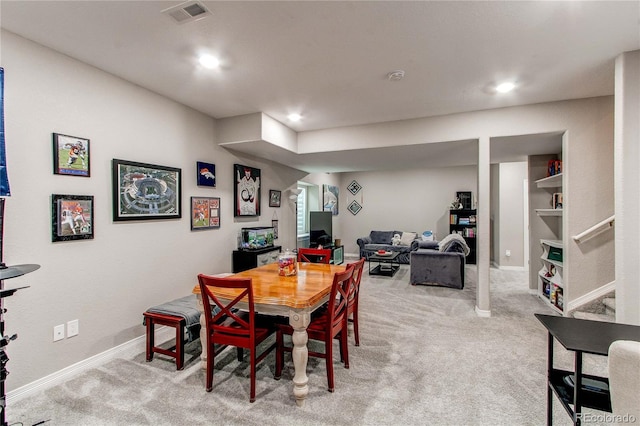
left=143, top=294, right=202, bottom=370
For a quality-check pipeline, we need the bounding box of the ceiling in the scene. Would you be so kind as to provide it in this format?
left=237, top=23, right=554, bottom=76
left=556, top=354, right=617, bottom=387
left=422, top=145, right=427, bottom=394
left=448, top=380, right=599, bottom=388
left=1, top=1, right=638, bottom=172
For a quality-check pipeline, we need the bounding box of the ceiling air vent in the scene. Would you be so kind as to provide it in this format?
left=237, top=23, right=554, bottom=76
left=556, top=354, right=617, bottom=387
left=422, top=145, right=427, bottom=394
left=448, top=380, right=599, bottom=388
left=162, top=1, right=212, bottom=24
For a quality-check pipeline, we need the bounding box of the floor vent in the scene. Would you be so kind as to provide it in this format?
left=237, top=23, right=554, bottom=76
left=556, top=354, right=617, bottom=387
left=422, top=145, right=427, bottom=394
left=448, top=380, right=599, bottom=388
left=162, top=1, right=212, bottom=24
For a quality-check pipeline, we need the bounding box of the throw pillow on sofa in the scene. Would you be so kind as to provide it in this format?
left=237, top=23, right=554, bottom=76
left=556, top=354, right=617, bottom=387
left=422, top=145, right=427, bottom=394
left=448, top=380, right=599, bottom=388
left=370, top=230, right=394, bottom=244
left=399, top=232, right=417, bottom=246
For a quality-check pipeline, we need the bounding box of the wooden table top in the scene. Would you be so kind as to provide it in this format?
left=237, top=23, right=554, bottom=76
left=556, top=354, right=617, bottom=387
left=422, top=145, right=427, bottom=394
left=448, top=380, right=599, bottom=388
left=193, top=262, right=347, bottom=309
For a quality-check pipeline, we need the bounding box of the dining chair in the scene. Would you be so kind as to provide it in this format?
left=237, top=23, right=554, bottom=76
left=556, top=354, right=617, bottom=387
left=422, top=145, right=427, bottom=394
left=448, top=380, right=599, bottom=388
left=274, top=267, right=354, bottom=392
left=197, top=274, right=276, bottom=403
left=346, top=257, right=365, bottom=346
left=297, top=247, right=332, bottom=264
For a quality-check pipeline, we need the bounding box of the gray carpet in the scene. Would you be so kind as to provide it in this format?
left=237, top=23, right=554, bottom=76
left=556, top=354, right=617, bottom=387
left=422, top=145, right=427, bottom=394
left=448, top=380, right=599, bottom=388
left=9, top=265, right=610, bottom=425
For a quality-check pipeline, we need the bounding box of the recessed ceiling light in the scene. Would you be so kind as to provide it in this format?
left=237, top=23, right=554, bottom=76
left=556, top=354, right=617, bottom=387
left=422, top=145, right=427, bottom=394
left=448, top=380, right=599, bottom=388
left=288, top=113, right=302, bottom=122
left=198, top=54, right=220, bottom=69
left=496, top=82, right=516, bottom=93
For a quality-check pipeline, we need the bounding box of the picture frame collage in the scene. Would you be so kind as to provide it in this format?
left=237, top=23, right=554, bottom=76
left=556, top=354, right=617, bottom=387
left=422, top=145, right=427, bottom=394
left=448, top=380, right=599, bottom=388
left=50, top=136, right=285, bottom=240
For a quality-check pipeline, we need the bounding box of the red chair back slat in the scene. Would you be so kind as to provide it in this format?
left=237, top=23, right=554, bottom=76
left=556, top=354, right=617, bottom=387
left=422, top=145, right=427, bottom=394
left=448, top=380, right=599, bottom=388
left=298, top=247, right=332, bottom=264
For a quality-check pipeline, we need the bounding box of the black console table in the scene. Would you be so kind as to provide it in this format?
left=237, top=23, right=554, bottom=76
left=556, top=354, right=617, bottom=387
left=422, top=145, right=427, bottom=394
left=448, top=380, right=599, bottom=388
left=232, top=246, right=281, bottom=273
left=535, top=313, right=640, bottom=426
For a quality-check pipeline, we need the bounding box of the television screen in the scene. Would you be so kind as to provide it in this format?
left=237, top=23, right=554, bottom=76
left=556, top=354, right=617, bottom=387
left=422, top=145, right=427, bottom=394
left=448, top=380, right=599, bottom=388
left=309, top=211, right=332, bottom=247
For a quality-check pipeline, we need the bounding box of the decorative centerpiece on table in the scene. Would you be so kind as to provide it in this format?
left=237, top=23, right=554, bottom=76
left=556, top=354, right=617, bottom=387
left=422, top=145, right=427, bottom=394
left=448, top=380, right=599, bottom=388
left=278, top=249, right=297, bottom=276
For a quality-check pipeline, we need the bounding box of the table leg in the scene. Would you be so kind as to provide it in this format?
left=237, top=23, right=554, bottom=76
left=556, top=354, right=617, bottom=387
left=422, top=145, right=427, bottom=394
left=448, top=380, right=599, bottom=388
left=547, top=332, right=553, bottom=426
left=573, top=351, right=583, bottom=426
left=289, top=310, right=311, bottom=407
left=195, top=294, right=207, bottom=369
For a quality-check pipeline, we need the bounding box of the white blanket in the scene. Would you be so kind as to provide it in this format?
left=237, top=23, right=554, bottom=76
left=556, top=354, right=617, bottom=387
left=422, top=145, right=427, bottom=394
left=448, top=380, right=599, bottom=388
left=438, top=233, right=470, bottom=256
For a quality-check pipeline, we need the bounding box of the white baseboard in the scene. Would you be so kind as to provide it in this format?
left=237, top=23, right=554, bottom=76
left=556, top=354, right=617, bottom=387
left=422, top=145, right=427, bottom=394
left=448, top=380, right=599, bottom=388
left=491, top=261, right=526, bottom=271
left=566, top=281, right=616, bottom=312
left=475, top=305, right=492, bottom=317
left=7, top=326, right=175, bottom=405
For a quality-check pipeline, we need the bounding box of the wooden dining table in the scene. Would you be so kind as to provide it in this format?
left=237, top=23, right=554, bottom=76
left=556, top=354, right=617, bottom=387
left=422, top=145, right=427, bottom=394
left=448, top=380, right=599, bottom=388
left=192, top=261, right=346, bottom=406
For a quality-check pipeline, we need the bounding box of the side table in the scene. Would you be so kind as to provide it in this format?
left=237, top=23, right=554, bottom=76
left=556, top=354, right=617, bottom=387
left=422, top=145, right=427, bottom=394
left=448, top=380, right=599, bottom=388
left=535, top=313, right=640, bottom=425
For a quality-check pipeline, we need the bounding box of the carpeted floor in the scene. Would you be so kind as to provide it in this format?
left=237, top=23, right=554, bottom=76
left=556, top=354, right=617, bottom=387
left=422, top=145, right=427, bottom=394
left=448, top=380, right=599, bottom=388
left=8, top=265, right=610, bottom=425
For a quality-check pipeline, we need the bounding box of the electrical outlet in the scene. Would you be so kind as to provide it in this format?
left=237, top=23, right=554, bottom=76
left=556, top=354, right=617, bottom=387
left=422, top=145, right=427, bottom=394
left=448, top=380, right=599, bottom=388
left=505, top=250, right=511, bottom=257
left=53, top=324, right=65, bottom=342
left=67, top=319, right=79, bottom=338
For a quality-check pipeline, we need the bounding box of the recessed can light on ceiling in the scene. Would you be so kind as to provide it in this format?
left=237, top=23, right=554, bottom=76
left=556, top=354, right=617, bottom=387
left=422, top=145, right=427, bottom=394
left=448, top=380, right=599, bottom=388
left=288, top=113, right=302, bottom=122
left=198, top=54, right=220, bottom=69
left=496, top=82, right=516, bottom=93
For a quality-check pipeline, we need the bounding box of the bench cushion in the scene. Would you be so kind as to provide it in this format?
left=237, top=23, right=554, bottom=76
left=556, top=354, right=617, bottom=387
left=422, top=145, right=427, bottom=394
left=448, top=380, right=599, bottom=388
left=145, top=295, right=202, bottom=342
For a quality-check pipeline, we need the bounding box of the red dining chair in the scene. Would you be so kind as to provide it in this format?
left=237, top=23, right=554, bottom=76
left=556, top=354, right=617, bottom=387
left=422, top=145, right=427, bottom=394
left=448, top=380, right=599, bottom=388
left=297, top=247, right=332, bottom=264
left=197, top=274, right=276, bottom=403
left=346, top=258, right=365, bottom=346
left=274, top=267, right=354, bottom=392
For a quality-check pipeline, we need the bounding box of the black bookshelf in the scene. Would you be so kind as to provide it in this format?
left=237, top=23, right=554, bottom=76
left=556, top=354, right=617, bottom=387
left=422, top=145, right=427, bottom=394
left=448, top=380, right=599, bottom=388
left=449, top=209, right=476, bottom=264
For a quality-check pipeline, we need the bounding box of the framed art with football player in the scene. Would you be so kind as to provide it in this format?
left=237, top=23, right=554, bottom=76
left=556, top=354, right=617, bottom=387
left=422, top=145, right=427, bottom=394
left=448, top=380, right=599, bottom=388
left=234, top=164, right=261, bottom=217
left=196, top=161, right=216, bottom=187
left=111, top=159, right=182, bottom=221
left=51, top=194, right=94, bottom=242
left=52, top=133, right=90, bottom=177
left=191, top=196, right=220, bottom=230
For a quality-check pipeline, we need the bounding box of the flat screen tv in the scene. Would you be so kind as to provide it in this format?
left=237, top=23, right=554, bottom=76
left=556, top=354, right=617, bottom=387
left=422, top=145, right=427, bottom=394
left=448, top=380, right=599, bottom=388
left=309, top=211, right=332, bottom=247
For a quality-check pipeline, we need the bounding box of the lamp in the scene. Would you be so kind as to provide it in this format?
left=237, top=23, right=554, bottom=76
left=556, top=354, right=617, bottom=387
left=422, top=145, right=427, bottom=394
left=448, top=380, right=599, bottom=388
left=288, top=188, right=303, bottom=251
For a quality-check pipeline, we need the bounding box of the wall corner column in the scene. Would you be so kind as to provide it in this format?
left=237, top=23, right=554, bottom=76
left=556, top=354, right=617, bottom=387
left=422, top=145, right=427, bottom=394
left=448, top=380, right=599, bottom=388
left=476, top=136, right=491, bottom=316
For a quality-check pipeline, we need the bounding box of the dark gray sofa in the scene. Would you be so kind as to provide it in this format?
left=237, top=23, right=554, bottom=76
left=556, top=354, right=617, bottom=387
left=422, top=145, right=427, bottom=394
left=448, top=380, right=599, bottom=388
left=356, top=230, right=421, bottom=264
left=409, top=238, right=467, bottom=289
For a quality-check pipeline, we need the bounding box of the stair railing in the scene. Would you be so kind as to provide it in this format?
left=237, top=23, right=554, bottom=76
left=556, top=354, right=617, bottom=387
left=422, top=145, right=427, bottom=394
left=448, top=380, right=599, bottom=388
left=572, top=215, right=615, bottom=243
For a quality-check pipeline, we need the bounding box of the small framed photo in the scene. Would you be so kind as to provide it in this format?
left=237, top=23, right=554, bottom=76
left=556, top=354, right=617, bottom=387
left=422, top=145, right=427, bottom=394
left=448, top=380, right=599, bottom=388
left=272, top=219, right=279, bottom=239
left=112, top=159, right=182, bottom=221
left=52, top=133, right=90, bottom=177
left=191, top=197, right=220, bottom=230
left=269, top=190, right=281, bottom=207
left=196, top=161, right=216, bottom=187
left=51, top=194, right=94, bottom=242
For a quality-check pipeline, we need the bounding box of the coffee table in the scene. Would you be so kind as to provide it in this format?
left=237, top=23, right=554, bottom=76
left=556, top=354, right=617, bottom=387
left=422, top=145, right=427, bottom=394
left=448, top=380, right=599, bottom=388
left=368, top=251, right=400, bottom=276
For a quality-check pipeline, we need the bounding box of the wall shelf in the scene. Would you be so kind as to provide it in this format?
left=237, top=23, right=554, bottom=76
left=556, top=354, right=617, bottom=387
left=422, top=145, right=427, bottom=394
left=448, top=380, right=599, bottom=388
left=535, top=173, right=563, bottom=188
left=536, top=209, right=563, bottom=217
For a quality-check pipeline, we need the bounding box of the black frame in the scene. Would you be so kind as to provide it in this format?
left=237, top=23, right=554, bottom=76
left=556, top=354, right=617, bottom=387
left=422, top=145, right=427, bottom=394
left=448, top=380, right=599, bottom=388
left=456, top=191, right=472, bottom=209
left=51, top=194, right=94, bottom=242
left=269, top=190, right=281, bottom=207
left=234, top=164, right=261, bottom=217
left=196, top=161, right=216, bottom=187
left=112, top=159, right=182, bottom=221
left=52, top=133, right=90, bottom=177
left=191, top=196, right=220, bottom=230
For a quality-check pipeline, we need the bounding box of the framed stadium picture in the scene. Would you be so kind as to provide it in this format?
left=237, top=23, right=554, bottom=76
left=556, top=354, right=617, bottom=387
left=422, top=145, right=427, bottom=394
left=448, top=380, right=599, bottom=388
left=191, top=196, right=220, bottom=230
left=52, top=133, right=90, bottom=177
left=111, top=159, right=182, bottom=221
left=51, top=194, right=94, bottom=242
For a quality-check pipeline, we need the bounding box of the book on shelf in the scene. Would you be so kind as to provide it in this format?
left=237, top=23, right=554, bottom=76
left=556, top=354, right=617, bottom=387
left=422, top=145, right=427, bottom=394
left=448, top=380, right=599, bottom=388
left=459, top=218, right=470, bottom=225
left=450, top=214, right=457, bottom=225
left=552, top=193, right=563, bottom=209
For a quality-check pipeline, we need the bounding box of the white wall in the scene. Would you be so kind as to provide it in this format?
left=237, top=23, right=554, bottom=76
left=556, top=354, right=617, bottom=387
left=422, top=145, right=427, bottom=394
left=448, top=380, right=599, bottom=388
left=338, top=166, right=477, bottom=255
left=0, top=31, right=300, bottom=389
left=497, top=162, right=527, bottom=269
left=615, top=50, right=640, bottom=325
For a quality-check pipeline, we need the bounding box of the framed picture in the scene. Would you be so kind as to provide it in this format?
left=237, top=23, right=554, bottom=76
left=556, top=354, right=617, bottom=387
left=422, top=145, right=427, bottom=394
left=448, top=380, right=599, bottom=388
left=272, top=219, right=279, bottom=239
left=323, top=184, right=339, bottom=215
left=348, top=200, right=362, bottom=215
left=347, top=180, right=362, bottom=195
left=51, top=194, right=94, bottom=242
left=196, top=161, right=216, bottom=187
left=269, top=190, right=281, bottom=207
left=52, top=133, right=90, bottom=177
left=456, top=191, right=472, bottom=210
left=112, top=159, right=182, bottom=221
left=234, top=164, right=260, bottom=217
left=191, top=196, right=220, bottom=230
